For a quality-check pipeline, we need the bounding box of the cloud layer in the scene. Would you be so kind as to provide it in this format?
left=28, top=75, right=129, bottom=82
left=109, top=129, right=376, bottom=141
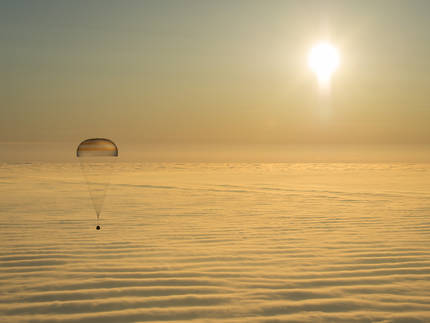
left=1, top=162, right=430, bottom=322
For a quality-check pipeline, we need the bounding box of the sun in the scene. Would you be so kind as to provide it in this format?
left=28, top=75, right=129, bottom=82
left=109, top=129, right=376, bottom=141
left=308, top=42, right=340, bottom=85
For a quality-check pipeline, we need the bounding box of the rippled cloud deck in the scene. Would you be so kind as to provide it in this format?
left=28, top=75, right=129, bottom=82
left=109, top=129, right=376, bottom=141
left=1, top=163, right=430, bottom=322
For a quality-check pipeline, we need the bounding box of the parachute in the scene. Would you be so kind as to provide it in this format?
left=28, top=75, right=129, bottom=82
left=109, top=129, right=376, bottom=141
left=77, top=138, right=118, bottom=230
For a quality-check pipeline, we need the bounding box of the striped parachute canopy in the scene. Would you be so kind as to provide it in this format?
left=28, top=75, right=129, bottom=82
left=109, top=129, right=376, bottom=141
left=77, top=138, right=118, bottom=157
left=77, top=138, right=118, bottom=230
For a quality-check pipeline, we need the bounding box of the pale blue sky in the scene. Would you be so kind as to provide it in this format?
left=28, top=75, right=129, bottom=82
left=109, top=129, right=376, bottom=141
left=2, top=0, right=430, bottom=147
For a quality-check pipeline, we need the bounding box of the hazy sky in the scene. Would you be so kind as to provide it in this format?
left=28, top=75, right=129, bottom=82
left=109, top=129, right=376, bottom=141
left=2, top=0, right=430, bottom=149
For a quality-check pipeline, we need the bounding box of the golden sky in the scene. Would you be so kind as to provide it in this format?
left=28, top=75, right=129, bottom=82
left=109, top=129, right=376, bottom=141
left=1, top=1, right=430, bottom=157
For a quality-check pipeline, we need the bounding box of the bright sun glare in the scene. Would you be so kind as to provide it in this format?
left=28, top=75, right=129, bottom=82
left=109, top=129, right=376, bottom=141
left=308, top=42, right=340, bottom=85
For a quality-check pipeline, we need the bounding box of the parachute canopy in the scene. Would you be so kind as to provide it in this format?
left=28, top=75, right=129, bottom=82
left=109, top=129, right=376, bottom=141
left=77, top=138, right=118, bottom=229
left=77, top=138, right=118, bottom=157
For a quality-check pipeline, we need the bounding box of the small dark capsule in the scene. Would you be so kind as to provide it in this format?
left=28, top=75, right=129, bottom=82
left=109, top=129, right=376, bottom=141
left=96, top=225, right=101, bottom=230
